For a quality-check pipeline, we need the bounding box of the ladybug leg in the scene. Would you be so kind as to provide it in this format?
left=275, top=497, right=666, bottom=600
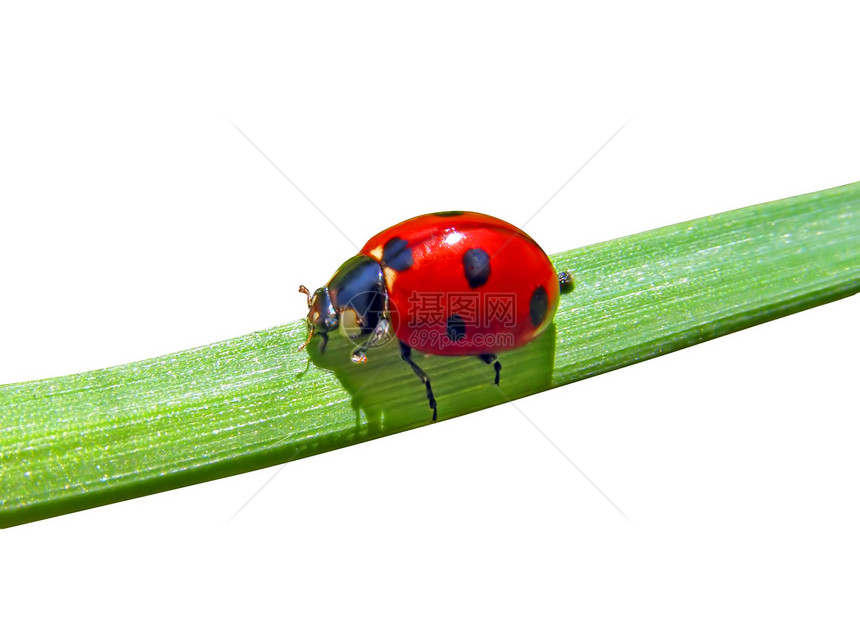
left=351, top=318, right=390, bottom=364
left=298, top=327, right=314, bottom=351
left=399, top=341, right=437, bottom=422
left=477, top=353, right=502, bottom=386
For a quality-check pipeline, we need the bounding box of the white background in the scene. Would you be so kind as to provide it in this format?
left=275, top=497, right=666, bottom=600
left=1, top=1, right=859, bottom=639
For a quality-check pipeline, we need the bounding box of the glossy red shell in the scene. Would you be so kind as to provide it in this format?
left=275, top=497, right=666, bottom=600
left=360, top=211, right=559, bottom=356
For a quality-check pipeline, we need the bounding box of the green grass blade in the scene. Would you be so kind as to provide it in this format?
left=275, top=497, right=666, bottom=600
left=2, top=182, right=859, bottom=528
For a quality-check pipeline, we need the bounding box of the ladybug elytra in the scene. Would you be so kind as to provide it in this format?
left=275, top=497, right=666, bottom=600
left=299, top=211, right=570, bottom=421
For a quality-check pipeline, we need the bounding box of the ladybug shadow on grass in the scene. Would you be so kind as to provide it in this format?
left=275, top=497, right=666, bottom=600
left=303, top=321, right=558, bottom=432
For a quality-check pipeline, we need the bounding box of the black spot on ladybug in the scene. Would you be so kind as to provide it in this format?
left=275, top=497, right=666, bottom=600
left=382, top=236, right=413, bottom=271
left=446, top=314, right=466, bottom=342
left=462, top=248, right=491, bottom=288
left=529, top=286, right=548, bottom=327
left=433, top=211, right=463, bottom=217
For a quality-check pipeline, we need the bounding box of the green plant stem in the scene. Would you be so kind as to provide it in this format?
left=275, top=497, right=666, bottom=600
left=2, top=183, right=859, bottom=528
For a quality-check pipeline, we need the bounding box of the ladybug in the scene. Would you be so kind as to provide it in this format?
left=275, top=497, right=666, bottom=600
left=299, top=211, right=571, bottom=421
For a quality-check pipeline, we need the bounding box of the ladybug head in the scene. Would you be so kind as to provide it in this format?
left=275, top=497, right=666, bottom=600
left=298, top=255, right=387, bottom=353
left=298, top=284, right=338, bottom=351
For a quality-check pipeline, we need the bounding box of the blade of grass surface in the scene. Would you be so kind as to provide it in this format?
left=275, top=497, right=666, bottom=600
left=2, top=182, right=859, bottom=528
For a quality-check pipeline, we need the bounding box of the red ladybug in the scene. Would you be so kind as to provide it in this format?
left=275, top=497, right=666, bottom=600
left=299, top=211, right=571, bottom=421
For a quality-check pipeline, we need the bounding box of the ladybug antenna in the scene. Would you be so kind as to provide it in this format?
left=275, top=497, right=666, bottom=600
left=298, top=284, right=312, bottom=308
